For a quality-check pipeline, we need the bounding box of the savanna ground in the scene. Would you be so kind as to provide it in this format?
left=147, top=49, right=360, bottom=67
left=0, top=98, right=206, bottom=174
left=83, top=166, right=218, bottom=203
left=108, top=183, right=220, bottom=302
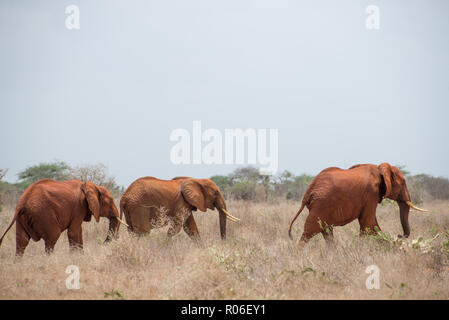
left=0, top=199, right=448, bottom=300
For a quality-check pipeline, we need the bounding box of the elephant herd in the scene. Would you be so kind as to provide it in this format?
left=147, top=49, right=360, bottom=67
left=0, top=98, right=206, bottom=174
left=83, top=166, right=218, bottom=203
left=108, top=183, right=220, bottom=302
left=0, top=162, right=427, bottom=256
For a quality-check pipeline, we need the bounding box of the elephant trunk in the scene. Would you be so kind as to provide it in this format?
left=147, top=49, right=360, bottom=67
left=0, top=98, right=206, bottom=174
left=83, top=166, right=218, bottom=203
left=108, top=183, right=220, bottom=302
left=104, top=217, right=119, bottom=243
left=398, top=201, right=410, bottom=238
left=218, top=209, right=227, bottom=240
left=104, top=206, right=121, bottom=243
left=215, top=195, right=240, bottom=240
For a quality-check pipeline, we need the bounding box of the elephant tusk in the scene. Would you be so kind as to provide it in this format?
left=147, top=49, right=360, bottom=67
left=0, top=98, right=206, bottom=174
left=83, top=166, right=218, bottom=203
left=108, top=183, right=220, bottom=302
left=116, top=217, right=130, bottom=227
left=222, top=209, right=238, bottom=221
left=406, top=201, right=428, bottom=212
left=222, top=209, right=240, bottom=222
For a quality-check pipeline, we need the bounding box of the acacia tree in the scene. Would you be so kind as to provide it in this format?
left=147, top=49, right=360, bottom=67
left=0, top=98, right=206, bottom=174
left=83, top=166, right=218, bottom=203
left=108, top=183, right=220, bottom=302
left=17, top=162, right=71, bottom=188
left=0, top=169, right=6, bottom=181
left=211, top=166, right=315, bottom=201
left=70, top=163, right=122, bottom=197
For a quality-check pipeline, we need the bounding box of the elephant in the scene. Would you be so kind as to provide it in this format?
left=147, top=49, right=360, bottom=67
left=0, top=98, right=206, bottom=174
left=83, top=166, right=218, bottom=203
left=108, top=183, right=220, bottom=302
left=0, top=179, right=128, bottom=255
left=120, top=176, right=239, bottom=240
left=288, top=163, right=427, bottom=245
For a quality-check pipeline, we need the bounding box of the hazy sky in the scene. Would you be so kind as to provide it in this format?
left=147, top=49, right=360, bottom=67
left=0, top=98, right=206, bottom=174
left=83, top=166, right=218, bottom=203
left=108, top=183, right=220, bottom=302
left=1, top=0, right=448, bottom=187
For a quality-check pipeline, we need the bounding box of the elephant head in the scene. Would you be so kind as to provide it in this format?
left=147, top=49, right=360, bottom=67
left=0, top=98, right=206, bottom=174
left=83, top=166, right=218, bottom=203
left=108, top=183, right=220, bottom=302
left=81, top=182, right=128, bottom=242
left=179, top=178, right=239, bottom=240
left=378, top=163, right=427, bottom=238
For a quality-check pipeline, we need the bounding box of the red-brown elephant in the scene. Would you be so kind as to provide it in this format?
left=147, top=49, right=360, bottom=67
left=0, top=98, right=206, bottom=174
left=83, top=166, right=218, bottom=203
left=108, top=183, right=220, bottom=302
left=288, top=163, right=427, bottom=245
left=120, top=176, right=239, bottom=240
left=0, top=179, right=128, bottom=255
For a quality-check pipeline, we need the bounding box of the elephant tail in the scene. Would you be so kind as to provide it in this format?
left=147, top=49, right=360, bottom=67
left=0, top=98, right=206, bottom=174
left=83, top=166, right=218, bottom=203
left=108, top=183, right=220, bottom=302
left=119, top=197, right=126, bottom=220
left=0, top=208, right=22, bottom=247
left=288, top=202, right=306, bottom=239
left=119, top=201, right=133, bottom=232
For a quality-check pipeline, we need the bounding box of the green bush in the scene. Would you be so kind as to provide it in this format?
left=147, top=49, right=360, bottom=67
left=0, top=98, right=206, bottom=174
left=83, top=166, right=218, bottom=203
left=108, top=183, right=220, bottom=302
left=209, top=167, right=314, bottom=201
left=228, top=181, right=256, bottom=200
left=18, top=161, right=71, bottom=188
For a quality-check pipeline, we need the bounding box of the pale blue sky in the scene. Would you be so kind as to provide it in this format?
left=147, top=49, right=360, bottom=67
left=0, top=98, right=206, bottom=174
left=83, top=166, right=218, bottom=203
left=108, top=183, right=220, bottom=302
left=1, top=0, right=448, bottom=186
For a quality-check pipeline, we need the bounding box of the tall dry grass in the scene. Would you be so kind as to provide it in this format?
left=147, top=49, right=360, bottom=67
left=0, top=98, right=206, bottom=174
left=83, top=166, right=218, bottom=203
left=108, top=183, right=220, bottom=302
left=0, top=199, right=448, bottom=299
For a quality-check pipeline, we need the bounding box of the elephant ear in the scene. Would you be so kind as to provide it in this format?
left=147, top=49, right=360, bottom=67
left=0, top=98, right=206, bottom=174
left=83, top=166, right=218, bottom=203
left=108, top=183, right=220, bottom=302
left=81, top=182, right=101, bottom=222
left=378, top=163, right=392, bottom=198
left=180, top=179, right=207, bottom=212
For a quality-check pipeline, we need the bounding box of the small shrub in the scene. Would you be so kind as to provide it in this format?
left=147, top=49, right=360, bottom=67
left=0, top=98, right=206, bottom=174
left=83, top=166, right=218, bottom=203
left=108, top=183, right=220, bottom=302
left=104, top=289, right=125, bottom=300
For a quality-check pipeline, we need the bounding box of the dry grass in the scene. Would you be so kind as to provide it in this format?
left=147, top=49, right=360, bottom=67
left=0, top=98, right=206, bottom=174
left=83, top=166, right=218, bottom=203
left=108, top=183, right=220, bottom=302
left=0, top=199, right=448, bottom=300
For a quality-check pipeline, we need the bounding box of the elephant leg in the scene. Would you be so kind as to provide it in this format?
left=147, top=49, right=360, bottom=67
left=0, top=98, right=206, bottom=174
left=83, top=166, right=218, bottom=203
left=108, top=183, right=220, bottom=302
left=167, top=217, right=183, bottom=238
left=358, top=207, right=381, bottom=236
left=359, top=223, right=381, bottom=236
left=134, top=230, right=150, bottom=237
left=322, top=226, right=334, bottom=242
left=67, top=225, right=83, bottom=252
left=183, top=214, right=200, bottom=241
left=15, top=222, right=30, bottom=257
left=44, top=231, right=62, bottom=254
left=299, top=211, right=325, bottom=245
left=44, top=240, right=56, bottom=253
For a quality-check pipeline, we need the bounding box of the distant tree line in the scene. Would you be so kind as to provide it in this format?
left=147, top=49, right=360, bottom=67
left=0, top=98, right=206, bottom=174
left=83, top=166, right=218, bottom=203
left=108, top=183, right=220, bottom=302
left=0, top=162, right=122, bottom=209
left=1, top=163, right=448, bottom=210
left=211, top=167, right=314, bottom=202
left=212, top=165, right=449, bottom=204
